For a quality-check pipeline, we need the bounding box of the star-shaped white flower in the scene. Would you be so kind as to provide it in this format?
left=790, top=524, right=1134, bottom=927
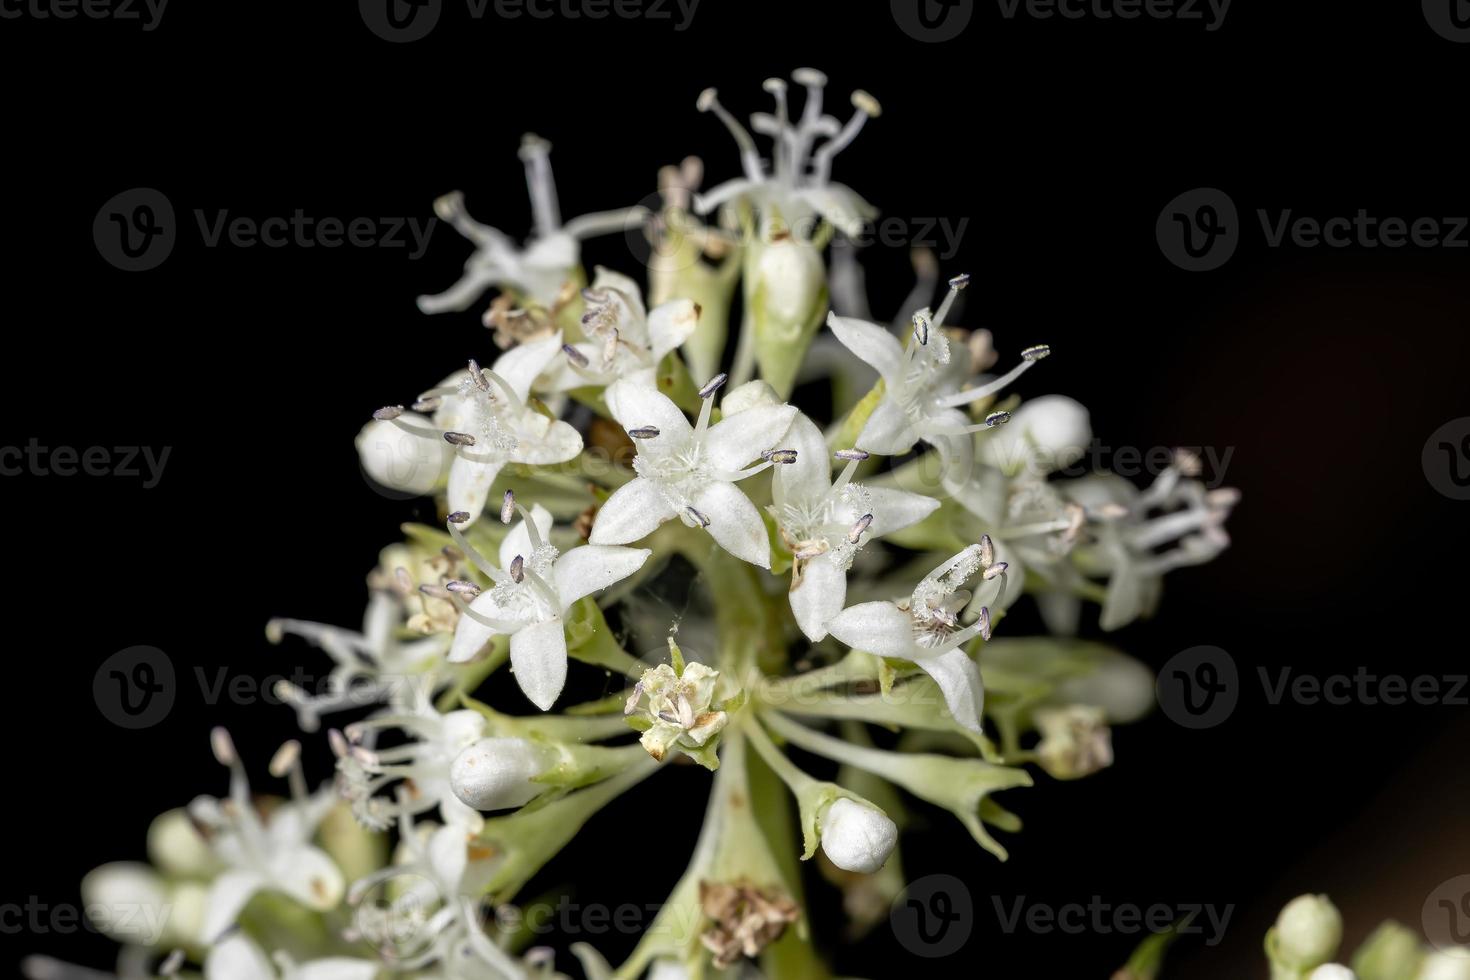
left=542, top=267, right=701, bottom=391
left=447, top=499, right=652, bottom=710
left=205, top=932, right=379, bottom=980
left=826, top=274, right=1050, bottom=481
left=771, top=413, right=939, bottom=641
left=189, top=731, right=344, bottom=943
left=418, top=134, right=643, bottom=315
left=266, top=590, right=450, bottom=732
left=826, top=542, right=1011, bottom=734
left=589, top=375, right=798, bottom=568
left=694, top=70, right=879, bottom=239
left=371, top=334, right=584, bottom=524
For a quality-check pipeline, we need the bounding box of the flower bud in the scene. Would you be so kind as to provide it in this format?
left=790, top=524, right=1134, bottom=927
left=979, top=394, right=1092, bottom=475
left=746, top=236, right=827, bottom=398
left=81, top=863, right=169, bottom=945
left=1417, top=951, right=1470, bottom=980
left=1270, top=894, right=1344, bottom=970
left=1310, top=966, right=1358, bottom=980
left=450, top=737, right=555, bottom=812
left=146, top=807, right=218, bottom=879
left=1351, top=920, right=1424, bottom=980
left=721, top=380, right=782, bottom=416
left=818, top=798, right=897, bottom=874
left=356, top=417, right=450, bottom=495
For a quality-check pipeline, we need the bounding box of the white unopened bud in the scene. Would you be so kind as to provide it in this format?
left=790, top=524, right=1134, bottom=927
left=449, top=737, right=554, bottom=812
left=1418, top=951, right=1470, bottom=980
left=356, top=417, right=450, bottom=495
left=721, top=379, right=782, bottom=416
left=1272, top=894, right=1343, bottom=970
left=146, top=808, right=217, bottom=879
left=818, top=798, right=897, bottom=874
left=1309, top=967, right=1356, bottom=980
left=81, top=863, right=169, bottom=944
left=979, top=394, right=1092, bottom=475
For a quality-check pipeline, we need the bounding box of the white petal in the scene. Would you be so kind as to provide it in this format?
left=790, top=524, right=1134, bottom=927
left=693, top=480, right=771, bottom=568
left=789, top=553, right=847, bottom=642
left=493, top=331, right=564, bottom=403
left=772, top=413, right=832, bottom=510
left=857, top=397, right=919, bottom=456
left=510, top=618, right=569, bottom=711
left=447, top=590, right=520, bottom=664
left=860, top=486, right=941, bottom=538
left=203, top=870, right=266, bottom=941
left=801, top=183, right=877, bottom=238
left=914, top=647, right=985, bottom=734
left=589, top=477, right=675, bottom=545
left=553, top=545, right=652, bottom=610
left=826, top=601, right=917, bottom=660
left=205, top=932, right=274, bottom=980
left=508, top=414, right=583, bottom=465
left=604, top=379, right=692, bottom=444
left=267, top=844, right=343, bottom=911
left=703, top=404, right=798, bottom=473
left=647, top=298, right=702, bottom=361
left=589, top=266, right=648, bottom=322
left=290, top=958, right=382, bottom=980
left=499, top=503, right=555, bottom=571
left=355, top=417, right=449, bottom=495
left=447, top=455, right=504, bottom=525
left=826, top=312, right=905, bottom=386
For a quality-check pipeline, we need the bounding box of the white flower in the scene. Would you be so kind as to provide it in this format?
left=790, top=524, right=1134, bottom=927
left=330, top=688, right=488, bottom=832
left=205, top=932, right=379, bottom=980
left=541, top=267, right=700, bottom=391
left=189, top=731, right=344, bottom=943
left=826, top=273, right=1050, bottom=485
left=817, top=798, right=897, bottom=874
left=449, top=737, right=556, bottom=812
left=1418, top=951, right=1470, bottom=980
left=80, top=862, right=202, bottom=949
left=825, top=542, right=1011, bottom=734
left=624, top=661, right=729, bottom=763
left=589, top=375, right=797, bottom=568
left=370, top=335, right=584, bottom=524
left=772, top=413, right=939, bottom=640
left=418, top=134, right=642, bottom=315
left=447, top=500, right=651, bottom=710
left=693, top=70, right=878, bottom=239
left=267, top=590, right=450, bottom=732
left=1307, top=967, right=1357, bottom=980
left=1063, top=456, right=1237, bottom=631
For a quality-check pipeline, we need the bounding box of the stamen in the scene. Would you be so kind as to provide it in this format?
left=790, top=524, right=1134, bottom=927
left=445, top=580, right=482, bottom=598
left=373, top=406, right=403, bottom=421
left=982, top=561, right=1008, bottom=581
left=764, top=449, right=798, bottom=464
left=444, top=431, right=476, bottom=447
left=268, top=740, right=300, bottom=778
left=562, top=344, right=590, bottom=368
left=978, top=534, right=995, bottom=568
left=811, top=89, right=881, bottom=184
left=160, top=949, right=186, bottom=976
left=762, top=77, right=791, bottom=177
left=445, top=514, right=509, bottom=585
left=697, top=89, right=764, bottom=182
left=411, top=396, right=442, bottom=412
left=834, top=448, right=870, bottom=461
left=510, top=555, right=525, bottom=584
left=467, top=359, right=490, bottom=391
left=931, top=272, right=969, bottom=331
left=698, top=372, right=728, bottom=399
left=912, top=312, right=931, bottom=346
left=210, top=727, right=237, bottom=767
left=848, top=513, right=873, bottom=543
left=935, top=348, right=1051, bottom=409
left=519, top=133, right=561, bottom=238
left=685, top=506, right=711, bottom=528
left=978, top=606, right=992, bottom=642
left=629, top=426, right=661, bottom=439
left=501, top=490, right=516, bottom=524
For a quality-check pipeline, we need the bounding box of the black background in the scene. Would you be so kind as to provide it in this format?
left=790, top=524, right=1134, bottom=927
left=3, top=0, right=1469, bottom=976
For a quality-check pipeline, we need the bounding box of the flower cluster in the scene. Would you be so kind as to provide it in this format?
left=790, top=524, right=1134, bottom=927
left=45, top=71, right=1238, bottom=980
